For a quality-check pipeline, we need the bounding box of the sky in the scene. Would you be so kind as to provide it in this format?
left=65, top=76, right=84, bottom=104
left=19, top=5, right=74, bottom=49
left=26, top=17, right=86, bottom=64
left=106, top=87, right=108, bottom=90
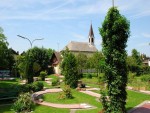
left=0, top=0, right=150, bottom=56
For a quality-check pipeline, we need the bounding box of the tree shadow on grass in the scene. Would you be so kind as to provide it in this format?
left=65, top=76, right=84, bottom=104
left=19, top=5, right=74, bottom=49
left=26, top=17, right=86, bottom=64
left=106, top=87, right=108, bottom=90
left=0, top=104, right=13, bottom=113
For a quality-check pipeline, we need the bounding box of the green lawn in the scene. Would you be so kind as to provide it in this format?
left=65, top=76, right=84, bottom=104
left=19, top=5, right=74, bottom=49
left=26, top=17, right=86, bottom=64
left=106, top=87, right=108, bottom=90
left=0, top=104, right=70, bottom=113
left=0, top=79, right=19, bottom=88
left=0, top=105, right=13, bottom=113
left=126, top=90, right=150, bottom=110
left=91, top=89, right=150, bottom=110
left=1, top=76, right=150, bottom=113
left=0, top=79, right=21, bottom=99
left=43, top=89, right=102, bottom=113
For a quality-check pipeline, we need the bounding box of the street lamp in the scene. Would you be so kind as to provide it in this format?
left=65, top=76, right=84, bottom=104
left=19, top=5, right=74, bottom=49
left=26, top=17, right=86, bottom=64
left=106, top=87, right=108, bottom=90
left=17, top=35, right=44, bottom=83
left=17, top=35, right=44, bottom=48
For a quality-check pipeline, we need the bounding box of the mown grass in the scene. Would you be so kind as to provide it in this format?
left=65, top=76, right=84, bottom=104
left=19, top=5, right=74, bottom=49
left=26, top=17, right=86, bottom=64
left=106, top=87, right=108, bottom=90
left=0, top=104, right=70, bottom=113
left=0, top=104, right=13, bottom=113
left=1, top=75, right=150, bottom=113
left=33, top=105, right=69, bottom=113
left=43, top=89, right=102, bottom=113
left=91, top=89, right=150, bottom=110
left=126, top=90, right=150, bottom=110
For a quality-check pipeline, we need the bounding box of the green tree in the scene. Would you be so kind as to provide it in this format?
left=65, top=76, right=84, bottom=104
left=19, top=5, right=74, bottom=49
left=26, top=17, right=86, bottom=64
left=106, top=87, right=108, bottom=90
left=131, top=49, right=142, bottom=65
left=0, top=27, right=15, bottom=78
left=91, top=51, right=104, bottom=76
left=61, top=49, right=79, bottom=88
left=76, top=53, right=87, bottom=74
left=100, top=7, right=130, bottom=113
left=27, top=47, right=52, bottom=71
left=17, top=55, right=26, bottom=78
left=0, top=27, right=9, bottom=68
left=18, top=47, right=53, bottom=83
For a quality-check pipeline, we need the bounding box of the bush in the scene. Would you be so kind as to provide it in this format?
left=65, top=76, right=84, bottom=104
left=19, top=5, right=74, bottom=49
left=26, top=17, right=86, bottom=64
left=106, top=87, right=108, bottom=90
left=78, top=73, right=83, bottom=79
left=86, top=73, right=92, bottom=79
left=92, top=73, right=97, bottom=77
left=58, top=85, right=73, bottom=99
left=128, top=73, right=136, bottom=83
left=19, top=82, right=43, bottom=93
left=39, top=71, right=47, bottom=81
left=52, top=77, right=60, bottom=86
left=142, top=66, right=150, bottom=74
left=98, top=73, right=105, bottom=83
left=141, top=74, right=150, bottom=82
left=32, top=82, right=44, bottom=92
left=12, top=92, right=34, bottom=112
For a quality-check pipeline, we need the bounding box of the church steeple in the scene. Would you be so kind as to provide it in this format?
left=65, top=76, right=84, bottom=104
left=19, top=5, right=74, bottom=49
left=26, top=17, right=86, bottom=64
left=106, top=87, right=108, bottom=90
left=88, top=23, right=95, bottom=46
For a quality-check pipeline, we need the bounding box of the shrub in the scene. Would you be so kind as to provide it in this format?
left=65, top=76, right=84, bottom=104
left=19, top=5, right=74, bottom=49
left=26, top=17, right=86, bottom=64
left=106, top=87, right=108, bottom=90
left=78, top=73, right=83, bottom=79
left=142, top=66, right=150, bottom=74
left=128, top=73, right=136, bottom=83
left=12, top=92, right=34, bottom=112
left=19, top=84, right=32, bottom=93
left=19, top=82, right=43, bottom=93
left=32, top=81, right=44, bottom=92
left=58, top=85, right=73, bottom=99
left=39, top=71, right=47, bottom=81
left=98, top=73, right=106, bottom=85
left=86, top=73, right=92, bottom=79
left=92, top=73, right=97, bottom=77
left=52, top=77, right=60, bottom=86
left=141, top=74, right=150, bottom=82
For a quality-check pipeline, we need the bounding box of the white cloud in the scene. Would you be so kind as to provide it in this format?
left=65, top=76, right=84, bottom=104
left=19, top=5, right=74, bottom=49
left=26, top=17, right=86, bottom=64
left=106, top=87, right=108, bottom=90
left=1, top=0, right=150, bottom=21
left=142, top=33, right=150, bottom=38
left=138, top=43, right=149, bottom=47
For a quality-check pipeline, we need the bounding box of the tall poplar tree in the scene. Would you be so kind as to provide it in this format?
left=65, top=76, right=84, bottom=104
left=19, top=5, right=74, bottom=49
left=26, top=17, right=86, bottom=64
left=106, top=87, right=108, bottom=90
left=99, top=7, right=130, bottom=113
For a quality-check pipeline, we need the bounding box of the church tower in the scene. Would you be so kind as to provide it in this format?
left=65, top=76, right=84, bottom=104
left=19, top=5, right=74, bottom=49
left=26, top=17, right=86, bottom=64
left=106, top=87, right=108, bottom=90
left=88, top=24, right=95, bottom=46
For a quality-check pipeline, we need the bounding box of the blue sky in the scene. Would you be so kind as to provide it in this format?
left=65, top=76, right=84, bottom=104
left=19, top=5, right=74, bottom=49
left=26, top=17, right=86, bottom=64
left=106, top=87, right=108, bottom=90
left=0, top=0, right=150, bottom=56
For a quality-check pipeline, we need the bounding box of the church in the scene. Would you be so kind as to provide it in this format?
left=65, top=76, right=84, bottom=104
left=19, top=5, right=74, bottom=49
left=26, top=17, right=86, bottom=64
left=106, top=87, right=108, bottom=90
left=62, top=24, right=97, bottom=56
left=50, top=24, right=98, bottom=74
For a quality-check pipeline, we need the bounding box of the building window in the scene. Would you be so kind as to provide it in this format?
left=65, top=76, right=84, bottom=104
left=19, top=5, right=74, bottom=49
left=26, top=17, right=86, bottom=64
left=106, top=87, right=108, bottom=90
left=91, top=38, right=93, bottom=43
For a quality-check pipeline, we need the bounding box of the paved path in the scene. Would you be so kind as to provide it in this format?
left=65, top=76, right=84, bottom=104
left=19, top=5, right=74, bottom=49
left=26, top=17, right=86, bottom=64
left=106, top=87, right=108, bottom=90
left=37, top=101, right=92, bottom=109
left=34, top=89, right=62, bottom=96
left=127, top=86, right=150, bottom=95
left=128, top=101, right=150, bottom=113
left=80, top=90, right=101, bottom=98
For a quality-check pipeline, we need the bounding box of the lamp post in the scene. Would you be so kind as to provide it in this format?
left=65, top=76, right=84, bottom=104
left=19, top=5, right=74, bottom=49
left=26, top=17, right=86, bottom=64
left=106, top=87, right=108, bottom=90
left=17, top=35, right=44, bottom=83
left=17, top=35, right=44, bottom=48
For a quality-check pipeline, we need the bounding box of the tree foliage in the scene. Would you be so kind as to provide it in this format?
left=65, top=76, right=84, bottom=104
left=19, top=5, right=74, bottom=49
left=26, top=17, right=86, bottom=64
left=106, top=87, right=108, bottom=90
left=12, top=92, right=34, bottom=112
left=0, top=27, right=15, bottom=74
left=17, top=47, right=53, bottom=83
left=61, top=49, right=79, bottom=88
left=91, top=51, right=105, bottom=75
left=76, top=53, right=87, bottom=73
left=99, top=7, right=130, bottom=113
left=131, top=49, right=142, bottom=65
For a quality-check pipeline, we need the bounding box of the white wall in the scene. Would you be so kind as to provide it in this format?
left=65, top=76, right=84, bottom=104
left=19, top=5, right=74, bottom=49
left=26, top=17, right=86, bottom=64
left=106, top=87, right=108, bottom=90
left=148, top=60, right=150, bottom=66
left=54, top=65, right=61, bottom=74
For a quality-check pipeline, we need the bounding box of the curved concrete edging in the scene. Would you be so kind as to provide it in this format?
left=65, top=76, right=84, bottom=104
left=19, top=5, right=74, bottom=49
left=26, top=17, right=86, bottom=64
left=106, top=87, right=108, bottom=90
left=33, top=88, right=94, bottom=109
